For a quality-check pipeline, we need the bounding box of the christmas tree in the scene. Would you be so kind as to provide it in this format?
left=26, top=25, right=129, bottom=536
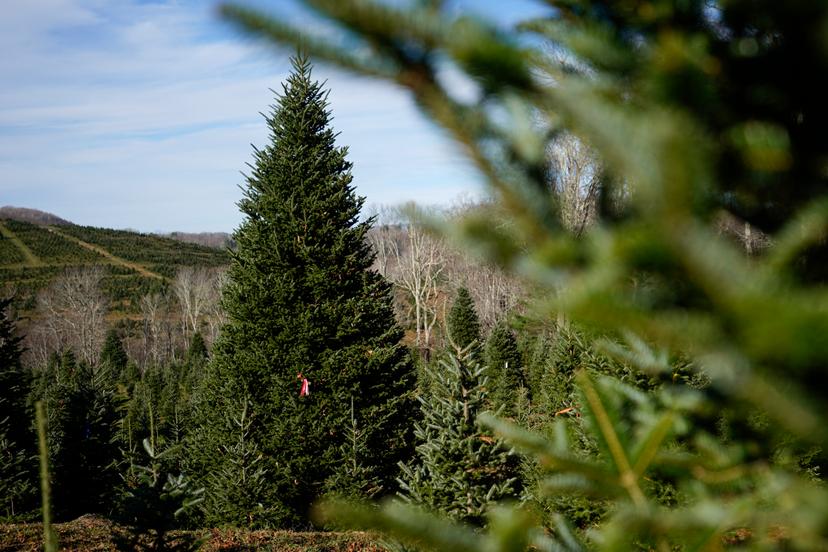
left=446, top=287, right=481, bottom=350
left=189, top=54, right=415, bottom=527
left=484, top=321, right=524, bottom=417
left=185, top=332, right=208, bottom=366
left=0, top=298, right=29, bottom=454
left=0, top=297, right=34, bottom=519
left=43, top=353, right=122, bottom=519
left=99, top=328, right=128, bottom=375
left=397, top=344, right=520, bottom=526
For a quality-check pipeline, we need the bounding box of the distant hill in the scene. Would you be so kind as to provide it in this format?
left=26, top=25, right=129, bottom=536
left=162, top=231, right=235, bottom=250
left=0, top=206, right=72, bottom=226
left=0, top=218, right=230, bottom=313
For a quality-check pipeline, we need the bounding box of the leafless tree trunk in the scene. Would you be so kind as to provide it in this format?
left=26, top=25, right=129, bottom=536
left=140, top=292, right=165, bottom=367
left=367, top=205, right=404, bottom=277
left=36, top=266, right=107, bottom=365
left=204, top=267, right=228, bottom=346
left=173, top=266, right=216, bottom=339
left=393, top=223, right=446, bottom=353
left=370, top=202, right=527, bottom=347
left=549, top=133, right=601, bottom=236
left=370, top=206, right=447, bottom=354
left=458, top=260, right=522, bottom=332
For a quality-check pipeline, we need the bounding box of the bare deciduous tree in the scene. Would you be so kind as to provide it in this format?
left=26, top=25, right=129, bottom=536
left=35, top=266, right=107, bottom=365
left=173, top=266, right=218, bottom=339
left=550, top=133, right=601, bottom=236
left=204, top=267, right=228, bottom=345
left=370, top=206, right=446, bottom=354
left=450, top=258, right=523, bottom=332
left=140, top=292, right=166, bottom=367
left=369, top=202, right=527, bottom=348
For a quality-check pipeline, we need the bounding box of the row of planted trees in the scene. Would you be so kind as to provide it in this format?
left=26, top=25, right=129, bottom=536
left=2, top=276, right=649, bottom=538
left=1, top=303, right=210, bottom=525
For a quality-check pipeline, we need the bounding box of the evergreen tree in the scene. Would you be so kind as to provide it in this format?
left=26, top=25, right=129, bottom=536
left=185, top=332, right=208, bottom=366
left=484, top=321, right=524, bottom=417
left=99, top=328, right=128, bottom=375
left=540, top=326, right=655, bottom=418
left=0, top=297, right=34, bottom=519
left=0, top=425, right=33, bottom=520
left=189, top=54, right=415, bottom=527
left=323, top=396, right=384, bottom=501
left=0, top=297, right=30, bottom=453
left=196, top=395, right=276, bottom=527
left=518, top=330, right=552, bottom=404
left=115, top=438, right=204, bottom=551
left=397, top=345, right=520, bottom=527
left=446, top=287, right=480, bottom=350
left=40, top=352, right=122, bottom=519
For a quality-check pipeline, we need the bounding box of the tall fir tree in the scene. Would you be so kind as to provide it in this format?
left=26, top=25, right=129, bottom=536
left=397, top=345, right=520, bottom=526
left=189, top=54, right=415, bottom=528
left=446, top=287, right=481, bottom=350
left=484, top=321, right=524, bottom=417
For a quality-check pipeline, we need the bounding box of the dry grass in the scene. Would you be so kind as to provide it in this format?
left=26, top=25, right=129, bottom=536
left=0, top=516, right=387, bottom=552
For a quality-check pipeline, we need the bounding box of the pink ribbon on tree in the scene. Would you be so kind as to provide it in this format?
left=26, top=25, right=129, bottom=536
left=297, top=373, right=310, bottom=397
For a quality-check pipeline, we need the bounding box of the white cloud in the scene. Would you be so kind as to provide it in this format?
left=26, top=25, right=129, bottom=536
left=0, top=0, right=484, bottom=232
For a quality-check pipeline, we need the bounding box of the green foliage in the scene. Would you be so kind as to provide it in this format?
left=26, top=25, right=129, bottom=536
left=3, top=220, right=103, bottom=263
left=324, top=397, right=384, bottom=502
left=520, top=327, right=657, bottom=531
left=0, top=297, right=31, bottom=451
left=0, top=297, right=35, bottom=519
left=0, top=222, right=226, bottom=315
left=518, top=330, right=553, bottom=403
left=116, top=438, right=204, bottom=551
left=100, top=328, right=129, bottom=375
left=446, top=287, right=480, bottom=350
left=120, top=361, right=197, bottom=470
left=101, top=274, right=167, bottom=313
left=58, top=225, right=229, bottom=269
left=484, top=321, right=524, bottom=417
left=185, top=332, right=208, bottom=366
left=0, top=230, right=26, bottom=265
left=230, top=0, right=828, bottom=549
left=37, top=352, right=122, bottom=520
left=0, top=418, right=34, bottom=521
left=189, top=54, right=415, bottom=527
left=540, top=326, right=655, bottom=418
left=35, top=401, right=58, bottom=552
left=194, top=395, right=278, bottom=528
left=397, top=345, right=520, bottom=527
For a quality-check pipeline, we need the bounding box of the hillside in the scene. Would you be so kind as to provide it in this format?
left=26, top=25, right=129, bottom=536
left=0, top=206, right=73, bottom=226
left=0, top=218, right=230, bottom=313
left=162, top=230, right=235, bottom=249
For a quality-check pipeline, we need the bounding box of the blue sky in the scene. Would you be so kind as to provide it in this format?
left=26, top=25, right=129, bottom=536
left=0, top=0, right=548, bottom=232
